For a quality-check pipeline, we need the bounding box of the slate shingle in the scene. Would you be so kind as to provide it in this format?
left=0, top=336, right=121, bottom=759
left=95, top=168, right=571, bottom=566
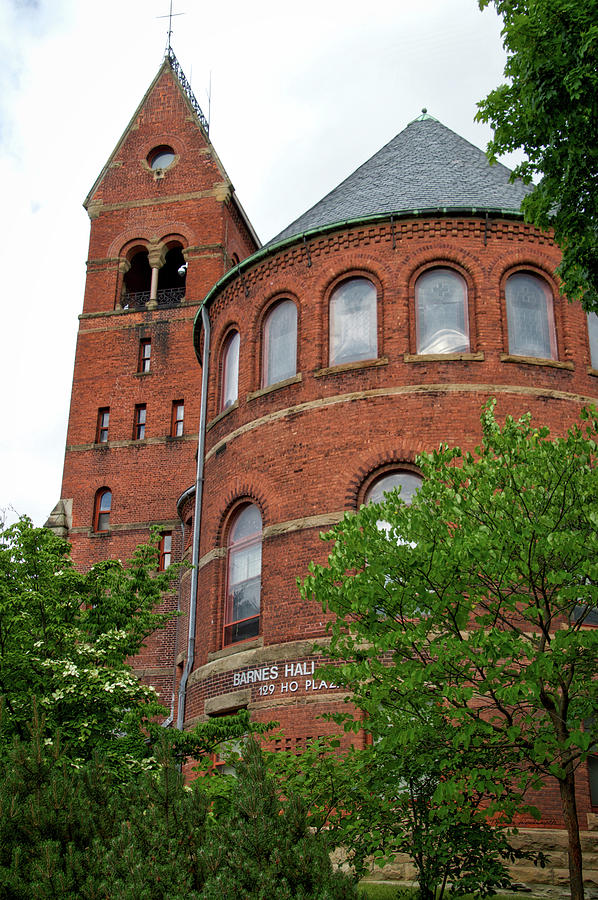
left=268, top=115, right=531, bottom=246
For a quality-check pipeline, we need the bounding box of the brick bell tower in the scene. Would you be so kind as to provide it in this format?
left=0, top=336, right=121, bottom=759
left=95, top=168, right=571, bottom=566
left=47, top=49, right=259, bottom=703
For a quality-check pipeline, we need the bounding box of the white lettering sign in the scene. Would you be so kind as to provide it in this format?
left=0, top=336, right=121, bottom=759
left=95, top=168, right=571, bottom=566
left=231, top=658, right=339, bottom=693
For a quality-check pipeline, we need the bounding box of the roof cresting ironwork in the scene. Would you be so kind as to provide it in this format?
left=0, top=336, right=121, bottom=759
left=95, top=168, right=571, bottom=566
left=166, top=47, right=210, bottom=137
left=157, top=2, right=210, bottom=137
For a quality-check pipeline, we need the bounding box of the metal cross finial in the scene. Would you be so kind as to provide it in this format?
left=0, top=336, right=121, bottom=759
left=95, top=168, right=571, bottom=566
left=157, top=0, right=184, bottom=53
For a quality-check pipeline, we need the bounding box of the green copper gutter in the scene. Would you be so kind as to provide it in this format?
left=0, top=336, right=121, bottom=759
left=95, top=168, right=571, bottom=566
left=192, top=205, right=524, bottom=361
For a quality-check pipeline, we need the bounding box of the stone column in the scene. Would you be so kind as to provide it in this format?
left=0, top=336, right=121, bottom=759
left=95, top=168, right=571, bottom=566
left=147, top=242, right=167, bottom=309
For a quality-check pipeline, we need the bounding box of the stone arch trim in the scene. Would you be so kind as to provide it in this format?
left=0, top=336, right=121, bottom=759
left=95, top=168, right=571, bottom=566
left=345, top=450, right=424, bottom=509
left=214, top=485, right=270, bottom=546
left=108, top=223, right=197, bottom=260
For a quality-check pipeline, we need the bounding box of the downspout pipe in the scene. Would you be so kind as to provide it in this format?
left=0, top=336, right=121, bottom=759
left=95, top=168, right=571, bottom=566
left=161, top=517, right=186, bottom=729
left=176, top=304, right=211, bottom=729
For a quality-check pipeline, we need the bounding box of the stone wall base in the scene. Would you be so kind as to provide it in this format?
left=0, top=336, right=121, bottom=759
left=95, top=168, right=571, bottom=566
left=359, top=829, right=598, bottom=899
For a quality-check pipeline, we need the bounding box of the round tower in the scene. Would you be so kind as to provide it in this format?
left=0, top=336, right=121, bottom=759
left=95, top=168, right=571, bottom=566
left=177, top=114, right=598, bottom=837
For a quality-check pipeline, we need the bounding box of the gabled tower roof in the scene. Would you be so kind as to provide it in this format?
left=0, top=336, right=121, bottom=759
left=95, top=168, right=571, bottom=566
left=269, top=113, right=531, bottom=245
left=83, top=48, right=259, bottom=246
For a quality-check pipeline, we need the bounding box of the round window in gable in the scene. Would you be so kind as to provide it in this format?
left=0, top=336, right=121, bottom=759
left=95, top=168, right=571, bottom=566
left=148, top=145, right=176, bottom=170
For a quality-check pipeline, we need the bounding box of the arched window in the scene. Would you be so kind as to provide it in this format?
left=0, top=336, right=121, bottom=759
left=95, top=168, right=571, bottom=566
left=588, top=312, right=598, bottom=369
left=263, top=300, right=297, bottom=387
left=94, top=489, right=112, bottom=533
left=365, top=471, right=422, bottom=507
left=224, top=504, right=262, bottom=645
left=221, top=331, right=240, bottom=411
left=329, top=277, right=377, bottom=366
left=416, top=268, right=469, bottom=355
left=506, top=273, right=556, bottom=359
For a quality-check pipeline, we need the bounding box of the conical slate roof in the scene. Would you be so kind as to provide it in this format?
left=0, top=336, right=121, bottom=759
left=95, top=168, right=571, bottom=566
left=269, top=113, right=531, bottom=245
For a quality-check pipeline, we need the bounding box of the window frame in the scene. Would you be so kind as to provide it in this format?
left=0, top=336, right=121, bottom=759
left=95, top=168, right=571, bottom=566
left=171, top=400, right=184, bottom=437
left=262, top=299, right=298, bottom=388
left=505, top=271, right=557, bottom=360
left=414, top=267, right=470, bottom=355
left=93, top=489, right=112, bottom=533
left=138, top=339, right=151, bottom=373
left=328, top=276, right=378, bottom=367
left=133, top=404, right=146, bottom=440
left=224, top=504, right=262, bottom=647
left=220, top=330, right=240, bottom=412
left=96, top=407, right=109, bottom=444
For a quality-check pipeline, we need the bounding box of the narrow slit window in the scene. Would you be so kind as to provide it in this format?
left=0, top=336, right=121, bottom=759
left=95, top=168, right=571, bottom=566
left=96, top=408, right=109, bottom=443
left=159, top=532, right=172, bottom=571
left=588, top=312, right=598, bottom=370
left=172, top=400, right=184, bottom=437
left=221, top=331, right=240, bottom=411
left=133, top=404, right=146, bottom=440
left=139, top=339, right=151, bottom=373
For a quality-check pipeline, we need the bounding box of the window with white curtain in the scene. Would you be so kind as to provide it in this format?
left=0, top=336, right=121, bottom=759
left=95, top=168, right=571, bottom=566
left=415, top=268, right=469, bottom=355
left=221, top=331, right=240, bottom=411
left=263, top=300, right=297, bottom=387
left=329, top=277, right=377, bottom=366
left=506, top=273, right=556, bottom=359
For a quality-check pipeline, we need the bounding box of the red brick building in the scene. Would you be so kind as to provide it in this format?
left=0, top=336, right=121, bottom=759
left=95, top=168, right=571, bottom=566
left=49, top=51, right=598, bottom=882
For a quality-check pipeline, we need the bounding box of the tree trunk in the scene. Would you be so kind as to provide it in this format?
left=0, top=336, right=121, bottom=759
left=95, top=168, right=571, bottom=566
left=559, top=769, right=585, bottom=900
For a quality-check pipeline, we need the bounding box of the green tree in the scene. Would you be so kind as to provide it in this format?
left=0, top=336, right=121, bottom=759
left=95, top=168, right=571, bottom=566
left=477, top=0, right=598, bottom=310
left=0, top=722, right=353, bottom=900
left=200, top=737, right=359, bottom=900
left=0, top=517, right=176, bottom=772
left=271, top=715, right=537, bottom=899
left=0, top=711, right=270, bottom=900
left=301, top=404, right=598, bottom=900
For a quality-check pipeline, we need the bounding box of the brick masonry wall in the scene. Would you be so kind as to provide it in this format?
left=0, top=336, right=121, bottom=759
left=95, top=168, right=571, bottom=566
left=180, top=216, right=598, bottom=841
left=57, top=61, right=598, bottom=875
left=59, top=61, right=257, bottom=699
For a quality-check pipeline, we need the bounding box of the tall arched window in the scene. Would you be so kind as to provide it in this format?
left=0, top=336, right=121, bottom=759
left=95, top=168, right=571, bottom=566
left=588, top=312, right=598, bottom=369
left=506, top=273, right=556, bottom=359
left=221, top=331, right=240, bottom=411
left=225, top=504, right=262, bottom=645
left=263, top=300, right=297, bottom=387
left=329, top=277, right=377, bottom=366
left=416, top=268, right=469, bottom=355
left=94, top=489, right=112, bottom=533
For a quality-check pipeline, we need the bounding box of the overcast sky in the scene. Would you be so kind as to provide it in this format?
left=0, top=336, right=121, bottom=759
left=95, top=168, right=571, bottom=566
left=0, top=0, right=517, bottom=527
